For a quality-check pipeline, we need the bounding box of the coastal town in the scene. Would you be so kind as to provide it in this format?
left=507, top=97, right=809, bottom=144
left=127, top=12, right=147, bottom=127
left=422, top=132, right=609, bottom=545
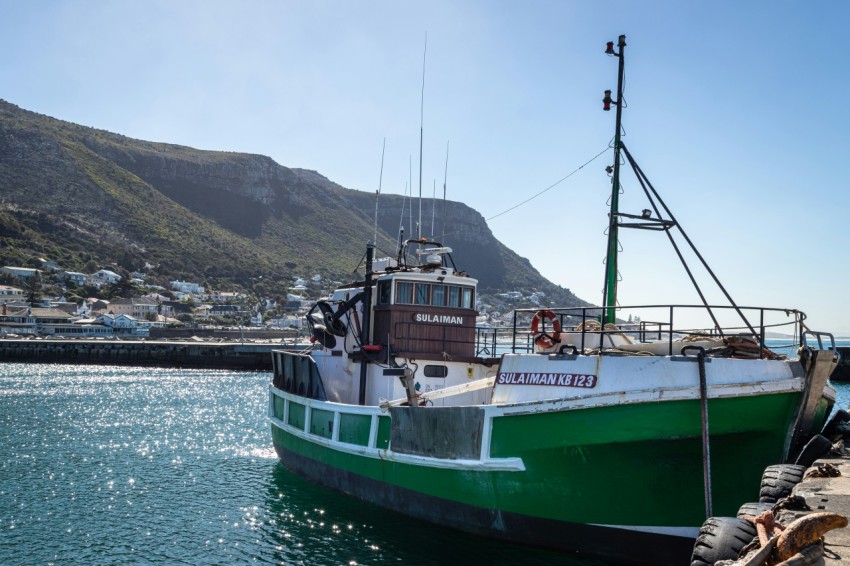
left=0, top=258, right=546, bottom=339
left=0, top=260, right=303, bottom=338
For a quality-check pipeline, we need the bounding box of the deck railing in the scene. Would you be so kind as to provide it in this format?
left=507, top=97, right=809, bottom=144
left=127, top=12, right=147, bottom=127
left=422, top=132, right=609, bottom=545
left=476, top=304, right=826, bottom=358
left=375, top=305, right=832, bottom=360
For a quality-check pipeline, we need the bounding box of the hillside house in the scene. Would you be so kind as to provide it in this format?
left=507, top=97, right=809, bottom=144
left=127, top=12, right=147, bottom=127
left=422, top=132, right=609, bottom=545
left=97, top=313, right=149, bottom=336
left=87, top=299, right=110, bottom=315
left=0, top=306, right=77, bottom=335
left=44, top=320, right=113, bottom=337
left=210, top=304, right=244, bottom=317
left=1, top=266, right=42, bottom=280
left=37, top=258, right=59, bottom=271
left=0, top=285, right=26, bottom=305
left=61, top=271, right=88, bottom=286
left=208, top=291, right=242, bottom=303
left=170, top=280, right=204, bottom=294
left=108, top=298, right=172, bottom=319
left=91, top=269, right=121, bottom=286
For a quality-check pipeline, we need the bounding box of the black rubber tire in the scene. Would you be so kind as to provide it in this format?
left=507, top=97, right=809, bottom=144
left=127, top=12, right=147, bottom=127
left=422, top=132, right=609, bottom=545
left=758, top=464, right=806, bottom=503
left=736, top=501, right=773, bottom=519
left=794, top=434, right=832, bottom=467
left=690, top=516, right=757, bottom=566
left=821, top=409, right=850, bottom=440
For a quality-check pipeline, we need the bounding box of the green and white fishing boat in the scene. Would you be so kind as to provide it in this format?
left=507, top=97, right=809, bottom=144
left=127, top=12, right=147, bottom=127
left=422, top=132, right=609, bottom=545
left=269, top=36, right=837, bottom=564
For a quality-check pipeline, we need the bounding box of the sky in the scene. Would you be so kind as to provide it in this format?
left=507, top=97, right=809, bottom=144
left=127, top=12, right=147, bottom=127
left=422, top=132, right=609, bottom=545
left=2, top=1, right=849, bottom=334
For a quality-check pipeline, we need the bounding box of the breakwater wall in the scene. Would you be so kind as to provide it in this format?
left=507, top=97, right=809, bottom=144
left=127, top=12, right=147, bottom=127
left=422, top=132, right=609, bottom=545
left=149, top=328, right=302, bottom=340
left=0, top=339, right=304, bottom=370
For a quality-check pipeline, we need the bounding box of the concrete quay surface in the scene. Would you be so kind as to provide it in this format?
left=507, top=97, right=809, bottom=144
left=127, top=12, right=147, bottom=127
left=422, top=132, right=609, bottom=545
left=783, top=447, right=850, bottom=564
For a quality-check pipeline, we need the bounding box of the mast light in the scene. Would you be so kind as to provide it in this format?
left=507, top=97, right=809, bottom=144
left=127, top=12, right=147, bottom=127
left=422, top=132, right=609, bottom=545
left=603, top=90, right=614, bottom=111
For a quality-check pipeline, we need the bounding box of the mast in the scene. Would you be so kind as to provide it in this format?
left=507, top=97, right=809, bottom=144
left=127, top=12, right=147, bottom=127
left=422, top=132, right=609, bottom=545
left=358, top=242, right=375, bottom=405
left=601, top=34, right=626, bottom=325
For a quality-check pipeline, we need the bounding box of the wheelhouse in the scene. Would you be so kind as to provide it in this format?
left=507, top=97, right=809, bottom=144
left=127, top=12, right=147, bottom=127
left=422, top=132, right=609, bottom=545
left=371, top=240, right=478, bottom=362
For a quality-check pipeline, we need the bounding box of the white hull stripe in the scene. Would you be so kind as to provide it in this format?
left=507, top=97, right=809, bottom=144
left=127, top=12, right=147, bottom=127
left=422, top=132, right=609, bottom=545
left=482, top=378, right=802, bottom=418
left=271, top=377, right=802, bottom=420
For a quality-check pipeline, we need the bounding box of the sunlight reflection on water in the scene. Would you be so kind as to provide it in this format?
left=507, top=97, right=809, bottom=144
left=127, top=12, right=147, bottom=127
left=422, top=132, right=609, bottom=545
left=0, top=363, right=600, bottom=566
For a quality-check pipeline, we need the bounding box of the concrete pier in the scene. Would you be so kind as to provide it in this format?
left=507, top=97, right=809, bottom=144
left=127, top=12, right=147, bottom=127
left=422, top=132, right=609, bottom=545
left=0, top=338, right=306, bottom=370
left=784, top=448, right=850, bottom=563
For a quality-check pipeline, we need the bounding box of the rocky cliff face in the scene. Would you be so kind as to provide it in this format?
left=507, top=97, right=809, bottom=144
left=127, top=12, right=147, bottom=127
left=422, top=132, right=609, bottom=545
left=0, top=99, right=588, bottom=306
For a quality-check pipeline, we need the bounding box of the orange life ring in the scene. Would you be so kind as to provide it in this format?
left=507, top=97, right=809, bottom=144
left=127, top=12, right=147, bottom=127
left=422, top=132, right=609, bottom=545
left=531, top=309, right=562, bottom=349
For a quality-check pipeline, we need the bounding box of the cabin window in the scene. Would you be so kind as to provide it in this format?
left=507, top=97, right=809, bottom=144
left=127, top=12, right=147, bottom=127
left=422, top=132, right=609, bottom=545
left=396, top=282, right=413, bottom=304
left=415, top=283, right=430, bottom=305
left=423, top=365, right=448, bottom=378
left=462, top=287, right=473, bottom=309
left=431, top=285, right=446, bottom=306
left=448, top=286, right=460, bottom=307
left=377, top=281, right=391, bottom=304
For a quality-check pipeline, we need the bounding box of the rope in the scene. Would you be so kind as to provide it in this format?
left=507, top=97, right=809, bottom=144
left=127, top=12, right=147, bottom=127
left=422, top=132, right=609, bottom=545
left=484, top=146, right=611, bottom=223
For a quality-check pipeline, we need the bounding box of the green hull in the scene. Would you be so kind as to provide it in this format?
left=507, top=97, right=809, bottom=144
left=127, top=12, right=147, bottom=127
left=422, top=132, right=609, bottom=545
left=270, top=388, right=801, bottom=563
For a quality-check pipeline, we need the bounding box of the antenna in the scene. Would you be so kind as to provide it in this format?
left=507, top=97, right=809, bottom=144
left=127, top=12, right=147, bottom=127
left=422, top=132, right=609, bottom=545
left=397, top=180, right=407, bottom=250
left=417, top=33, right=427, bottom=239
left=373, top=137, right=386, bottom=244
left=431, top=179, right=436, bottom=238
left=408, top=155, right=413, bottom=241
left=441, top=140, right=449, bottom=242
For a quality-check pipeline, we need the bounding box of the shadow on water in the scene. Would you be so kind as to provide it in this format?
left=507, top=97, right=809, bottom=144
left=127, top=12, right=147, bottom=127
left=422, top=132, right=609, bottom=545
left=261, top=462, right=614, bottom=566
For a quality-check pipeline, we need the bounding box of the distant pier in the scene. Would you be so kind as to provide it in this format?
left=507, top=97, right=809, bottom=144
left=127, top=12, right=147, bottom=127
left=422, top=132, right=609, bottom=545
left=0, top=338, right=306, bottom=370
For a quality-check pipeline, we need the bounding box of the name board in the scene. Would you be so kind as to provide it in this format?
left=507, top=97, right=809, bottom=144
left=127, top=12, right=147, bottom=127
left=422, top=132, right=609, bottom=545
left=496, top=372, right=597, bottom=388
left=413, top=313, right=464, bottom=325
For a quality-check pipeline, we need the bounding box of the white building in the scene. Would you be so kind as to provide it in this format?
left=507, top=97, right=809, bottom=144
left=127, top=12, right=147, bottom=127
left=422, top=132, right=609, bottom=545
left=269, top=316, right=303, bottom=329
left=0, top=285, right=26, bottom=305
left=96, top=313, right=149, bottom=336
left=1, top=266, right=42, bottom=280
left=108, top=298, right=173, bottom=319
left=62, top=271, right=88, bottom=286
left=91, top=269, right=121, bottom=285
left=170, top=280, right=205, bottom=294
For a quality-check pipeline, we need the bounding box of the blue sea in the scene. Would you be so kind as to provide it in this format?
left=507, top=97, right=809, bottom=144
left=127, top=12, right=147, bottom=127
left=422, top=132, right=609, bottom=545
left=0, top=364, right=605, bottom=566
left=1, top=355, right=847, bottom=565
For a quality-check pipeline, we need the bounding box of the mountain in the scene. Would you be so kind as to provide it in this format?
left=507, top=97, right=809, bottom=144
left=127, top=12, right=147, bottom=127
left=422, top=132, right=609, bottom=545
left=0, top=99, right=589, bottom=306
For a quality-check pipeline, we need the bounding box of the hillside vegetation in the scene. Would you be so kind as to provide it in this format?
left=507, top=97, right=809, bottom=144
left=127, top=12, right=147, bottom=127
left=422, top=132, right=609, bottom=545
left=0, top=99, right=589, bottom=307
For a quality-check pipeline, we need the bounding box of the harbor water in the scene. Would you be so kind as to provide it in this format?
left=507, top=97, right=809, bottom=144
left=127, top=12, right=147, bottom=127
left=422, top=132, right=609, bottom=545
left=0, top=363, right=606, bottom=566
left=1, top=351, right=848, bottom=565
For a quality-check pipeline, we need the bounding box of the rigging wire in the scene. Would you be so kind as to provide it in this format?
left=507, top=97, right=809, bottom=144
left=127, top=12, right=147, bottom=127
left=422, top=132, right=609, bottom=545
left=484, top=145, right=611, bottom=223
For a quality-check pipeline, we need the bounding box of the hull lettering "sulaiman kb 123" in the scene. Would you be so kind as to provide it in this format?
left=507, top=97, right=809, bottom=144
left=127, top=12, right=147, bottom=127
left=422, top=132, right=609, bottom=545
left=497, top=372, right=598, bottom=388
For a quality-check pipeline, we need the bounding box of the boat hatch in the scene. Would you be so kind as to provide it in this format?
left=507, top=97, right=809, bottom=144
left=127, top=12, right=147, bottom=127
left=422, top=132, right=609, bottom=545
left=389, top=406, right=485, bottom=459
